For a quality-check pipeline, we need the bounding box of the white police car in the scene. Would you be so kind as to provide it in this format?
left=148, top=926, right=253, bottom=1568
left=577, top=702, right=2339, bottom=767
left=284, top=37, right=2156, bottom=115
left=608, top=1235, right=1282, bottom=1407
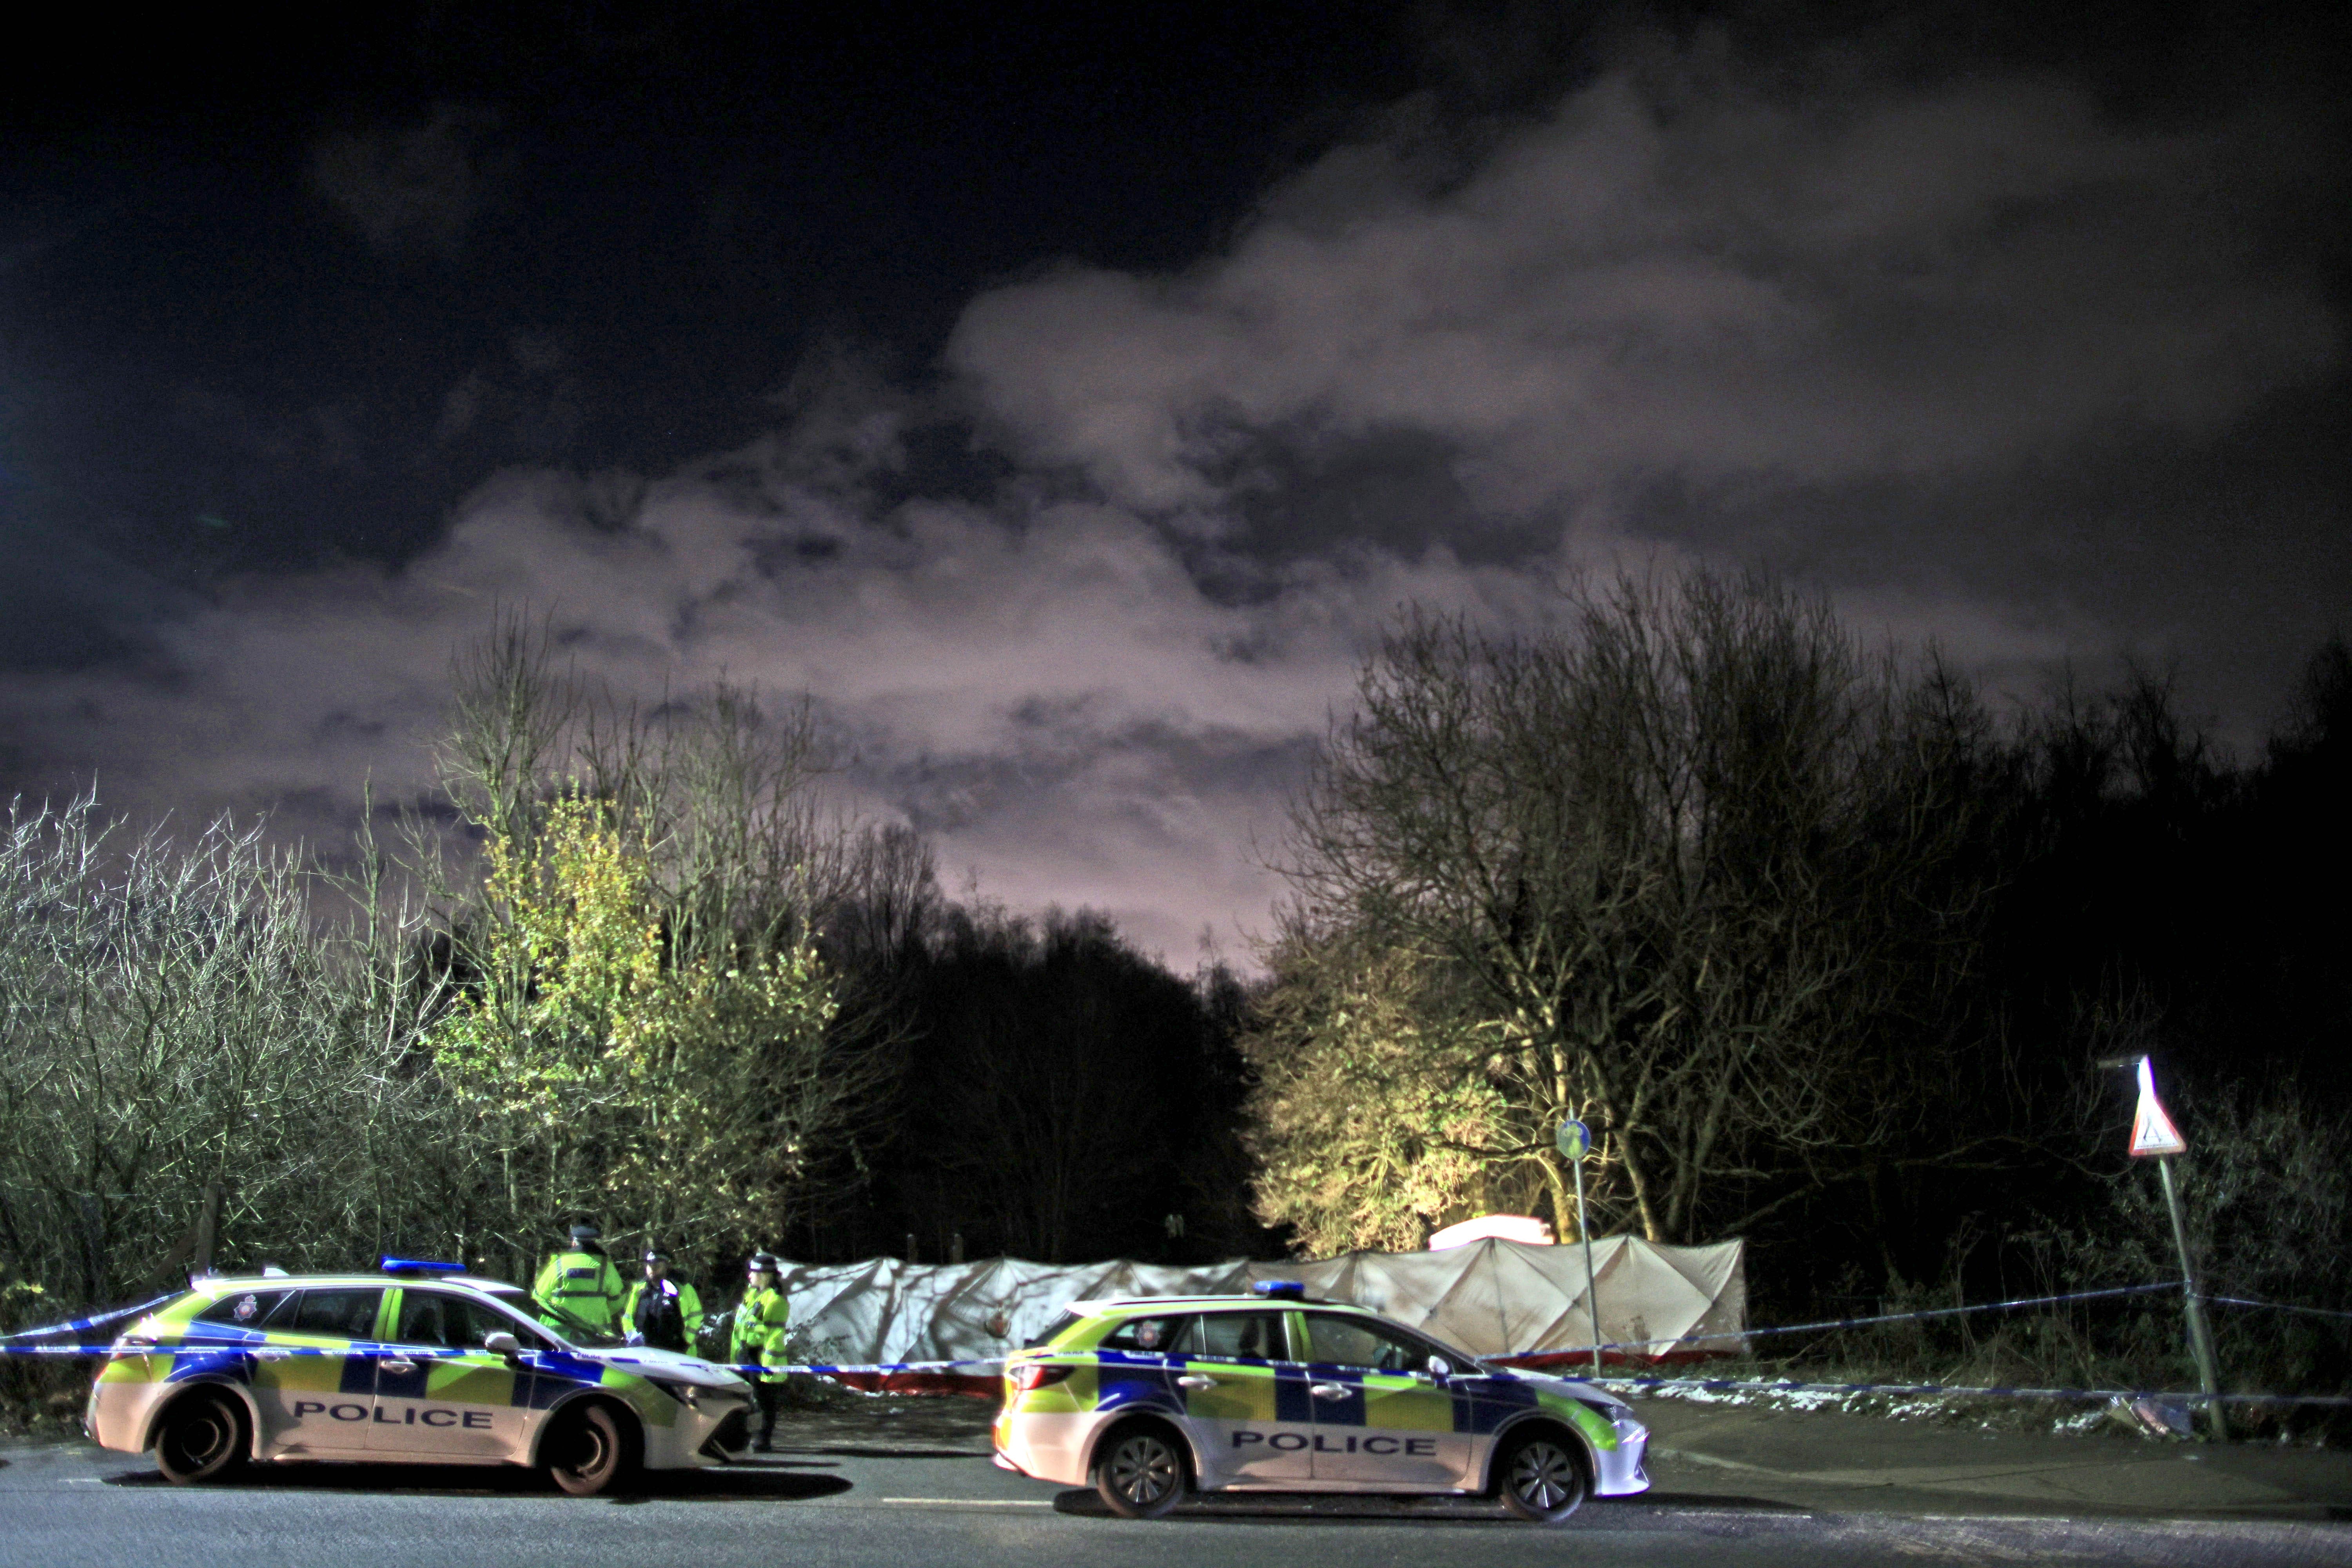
left=83, top=1260, right=755, bottom=1494
left=992, top=1282, right=1648, bottom=1521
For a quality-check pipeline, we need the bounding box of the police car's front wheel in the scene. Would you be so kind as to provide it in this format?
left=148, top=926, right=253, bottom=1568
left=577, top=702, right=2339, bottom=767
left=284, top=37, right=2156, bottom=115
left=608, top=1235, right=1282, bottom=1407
left=1496, top=1430, right=1587, bottom=1523
left=1094, top=1424, right=1186, bottom=1518
left=154, top=1390, right=246, bottom=1485
left=546, top=1401, right=638, bottom=1497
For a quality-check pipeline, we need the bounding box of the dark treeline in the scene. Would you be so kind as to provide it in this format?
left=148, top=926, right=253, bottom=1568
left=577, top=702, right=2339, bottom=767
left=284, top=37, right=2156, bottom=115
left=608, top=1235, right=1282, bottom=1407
left=1838, top=644, right=2352, bottom=1391
left=804, top=858, right=1270, bottom=1265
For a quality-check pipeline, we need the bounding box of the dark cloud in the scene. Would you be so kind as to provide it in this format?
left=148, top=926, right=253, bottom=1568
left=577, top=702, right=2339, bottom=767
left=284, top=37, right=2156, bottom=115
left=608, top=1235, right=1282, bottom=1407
left=310, top=105, right=501, bottom=259
left=2, top=18, right=2343, bottom=958
left=949, top=48, right=2335, bottom=518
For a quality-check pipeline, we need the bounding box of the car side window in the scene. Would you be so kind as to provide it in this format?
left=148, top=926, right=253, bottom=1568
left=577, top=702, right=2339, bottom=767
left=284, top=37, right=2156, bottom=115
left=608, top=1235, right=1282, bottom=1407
left=477, top=1301, right=557, bottom=1352
left=193, top=1289, right=289, bottom=1330
left=396, top=1292, right=522, bottom=1350
left=1303, top=1313, right=1427, bottom=1374
left=1098, top=1314, right=1200, bottom=1355
left=282, top=1289, right=385, bottom=1341
left=1196, top=1312, right=1287, bottom=1363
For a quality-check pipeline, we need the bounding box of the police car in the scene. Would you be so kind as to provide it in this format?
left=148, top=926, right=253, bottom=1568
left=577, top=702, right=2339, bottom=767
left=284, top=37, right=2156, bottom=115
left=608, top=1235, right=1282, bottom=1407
left=83, top=1260, right=756, bottom=1495
left=991, top=1283, right=1648, bottom=1522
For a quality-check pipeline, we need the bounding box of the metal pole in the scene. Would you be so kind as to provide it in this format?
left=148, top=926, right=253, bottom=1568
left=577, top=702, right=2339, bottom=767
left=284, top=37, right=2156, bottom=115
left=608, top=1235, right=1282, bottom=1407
left=191, top=1181, right=223, bottom=1279
left=2156, top=1156, right=2227, bottom=1442
left=1573, top=1156, right=1601, bottom=1377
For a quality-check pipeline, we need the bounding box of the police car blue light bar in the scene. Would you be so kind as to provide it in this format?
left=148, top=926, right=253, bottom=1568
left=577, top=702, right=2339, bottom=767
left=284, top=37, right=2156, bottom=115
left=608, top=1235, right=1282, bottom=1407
left=1251, top=1280, right=1305, bottom=1299
left=379, top=1257, right=466, bottom=1276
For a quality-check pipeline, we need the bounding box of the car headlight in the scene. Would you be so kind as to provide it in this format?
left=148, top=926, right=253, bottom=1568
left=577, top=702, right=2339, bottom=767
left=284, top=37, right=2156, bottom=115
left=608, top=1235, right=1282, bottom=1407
left=647, top=1375, right=753, bottom=1409
left=645, top=1376, right=713, bottom=1409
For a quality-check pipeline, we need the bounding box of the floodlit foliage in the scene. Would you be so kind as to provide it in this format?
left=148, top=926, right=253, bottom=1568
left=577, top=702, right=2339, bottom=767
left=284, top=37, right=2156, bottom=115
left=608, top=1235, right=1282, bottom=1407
left=1242, top=941, right=1509, bottom=1254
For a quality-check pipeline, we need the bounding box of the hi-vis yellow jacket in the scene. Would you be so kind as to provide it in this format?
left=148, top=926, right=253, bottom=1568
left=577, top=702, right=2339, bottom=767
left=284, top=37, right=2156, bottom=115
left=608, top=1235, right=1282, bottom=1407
left=729, top=1285, right=791, bottom=1370
left=532, top=1249, right=626, bottom=1330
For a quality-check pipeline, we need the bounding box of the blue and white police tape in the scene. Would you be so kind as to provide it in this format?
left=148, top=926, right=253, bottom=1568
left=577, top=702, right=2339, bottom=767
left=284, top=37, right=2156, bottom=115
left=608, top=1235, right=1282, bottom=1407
left=1504, top=1281, right=2186, bottom=1363
left=19, top=1336, right=2352, bottom=1410
left=0, top=1339, right=1008, bottom=1381
left=1584, top=1372, right=2352, bottom=1408
left=18, top=1338, right=2352, bottom=1410
left=2209, top=1295, right=2352, bottom=1324
left=0, top=1295, right=178, bottom=1342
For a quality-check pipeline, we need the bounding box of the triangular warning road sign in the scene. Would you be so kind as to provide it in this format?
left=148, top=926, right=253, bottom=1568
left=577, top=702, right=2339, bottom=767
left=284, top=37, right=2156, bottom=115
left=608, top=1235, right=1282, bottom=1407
left=2129, top=1057, right=2186, bottom=1158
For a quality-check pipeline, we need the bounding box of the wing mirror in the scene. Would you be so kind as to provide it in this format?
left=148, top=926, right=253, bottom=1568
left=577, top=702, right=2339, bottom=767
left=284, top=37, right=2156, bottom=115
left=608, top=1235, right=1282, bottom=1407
left=1424, top=1354, right=1452, bottom=1379
left=482, top=1332, right=523, bottom=1358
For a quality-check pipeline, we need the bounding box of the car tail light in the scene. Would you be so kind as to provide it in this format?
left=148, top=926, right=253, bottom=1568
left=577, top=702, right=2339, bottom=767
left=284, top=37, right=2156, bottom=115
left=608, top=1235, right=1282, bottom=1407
left=1011, top=1362, right=1076, bottom=1392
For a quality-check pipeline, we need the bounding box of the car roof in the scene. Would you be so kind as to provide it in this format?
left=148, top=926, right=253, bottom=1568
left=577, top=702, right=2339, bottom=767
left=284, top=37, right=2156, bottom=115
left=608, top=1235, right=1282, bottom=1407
left=1067, top=1294, right=1368, bottom=1316
left=187, top=1274, right=522, bottom=1294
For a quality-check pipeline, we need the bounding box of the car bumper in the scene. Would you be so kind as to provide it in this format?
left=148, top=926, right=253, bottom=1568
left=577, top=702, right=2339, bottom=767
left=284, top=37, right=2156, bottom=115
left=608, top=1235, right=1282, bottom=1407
left=1591, top=1416, right=1650, bottom=1497
left=641, top=1392, right=757, bottom=1469
left=993, top=1408, right=1100, bottom=1487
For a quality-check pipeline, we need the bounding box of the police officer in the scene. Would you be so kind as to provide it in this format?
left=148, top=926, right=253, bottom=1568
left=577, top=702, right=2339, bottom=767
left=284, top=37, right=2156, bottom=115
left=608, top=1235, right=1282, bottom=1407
left=621, top=1249, right=705, bottom=1352
left=729, top=1251, right=793, bottom=1452
left=531, top=1222, right=626, bottom=1331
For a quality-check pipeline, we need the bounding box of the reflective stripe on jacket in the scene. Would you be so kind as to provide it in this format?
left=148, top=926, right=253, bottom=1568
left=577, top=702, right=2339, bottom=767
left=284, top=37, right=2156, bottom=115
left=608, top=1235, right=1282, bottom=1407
left=622, top=1279, right=706, bottom=1345
left=532, top=1249, right=626, bottom=1329
left=729, top=1285, right=791, bottom=1369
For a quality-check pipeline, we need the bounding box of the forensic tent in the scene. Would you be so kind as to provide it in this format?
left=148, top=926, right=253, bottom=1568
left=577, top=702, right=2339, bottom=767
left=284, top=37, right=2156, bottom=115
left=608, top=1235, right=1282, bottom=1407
left=769, top=1237, right=1743, bottom=1394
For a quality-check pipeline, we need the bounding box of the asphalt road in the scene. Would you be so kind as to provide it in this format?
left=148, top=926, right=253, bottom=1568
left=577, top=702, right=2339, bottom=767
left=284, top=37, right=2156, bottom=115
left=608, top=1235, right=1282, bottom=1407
left=4, top=1435, right=2347, bottom=1568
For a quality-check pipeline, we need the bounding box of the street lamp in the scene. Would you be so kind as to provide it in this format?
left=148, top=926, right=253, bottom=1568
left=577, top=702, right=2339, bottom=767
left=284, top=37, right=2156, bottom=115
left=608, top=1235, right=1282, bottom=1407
left=1556, top=1118, right=1601, bottom=1377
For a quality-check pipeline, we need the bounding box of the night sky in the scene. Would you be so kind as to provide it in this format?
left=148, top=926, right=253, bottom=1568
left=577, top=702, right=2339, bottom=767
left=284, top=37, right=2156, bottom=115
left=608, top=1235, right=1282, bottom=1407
left=4, top=1, right=2344, bottom=961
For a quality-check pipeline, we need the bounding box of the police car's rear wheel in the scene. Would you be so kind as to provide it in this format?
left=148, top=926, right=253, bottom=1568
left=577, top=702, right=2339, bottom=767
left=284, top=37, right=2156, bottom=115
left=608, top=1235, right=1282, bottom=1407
left=154, top=1390, right=245, bottom=1485
left=547, top=1402, right=637, bottom=1497
left=1497, top=1430, right=1587, bottom=1523
left=1095, top=1426, right=1185, bottom=1519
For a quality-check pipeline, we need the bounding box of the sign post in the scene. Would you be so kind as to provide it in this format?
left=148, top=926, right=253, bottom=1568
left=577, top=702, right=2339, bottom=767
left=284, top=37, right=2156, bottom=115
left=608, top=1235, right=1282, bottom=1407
left=1556, top=1118, right=1601, bottom=1376
left=2126, top=1056, right=2226, bottom=1442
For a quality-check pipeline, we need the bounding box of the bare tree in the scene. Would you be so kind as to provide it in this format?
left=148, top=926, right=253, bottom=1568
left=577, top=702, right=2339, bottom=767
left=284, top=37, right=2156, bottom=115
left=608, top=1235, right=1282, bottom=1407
left=1258, top=571, right=1994, bottom=1245
left=0, top=795, right=454, bottom=1306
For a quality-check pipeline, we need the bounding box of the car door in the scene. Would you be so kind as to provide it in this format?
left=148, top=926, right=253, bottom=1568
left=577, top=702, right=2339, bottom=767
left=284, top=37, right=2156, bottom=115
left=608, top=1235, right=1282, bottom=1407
left=248, top=1287, right=385, bottom=1456
left=368, top=1289, right=541, bottom=1458
left=1177, top=1310, right=1315, bottom=1486
left=1298, top=1312, right=1472, bottom=1487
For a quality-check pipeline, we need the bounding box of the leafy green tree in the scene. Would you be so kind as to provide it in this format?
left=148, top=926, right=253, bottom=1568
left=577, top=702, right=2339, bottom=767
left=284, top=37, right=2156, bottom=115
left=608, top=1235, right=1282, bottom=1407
left=431, top=788, right=858, bottom=1265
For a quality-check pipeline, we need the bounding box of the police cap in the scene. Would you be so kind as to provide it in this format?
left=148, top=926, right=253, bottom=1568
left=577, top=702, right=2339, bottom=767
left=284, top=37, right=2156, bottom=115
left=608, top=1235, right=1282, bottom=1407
left=747, top=1251, right=781, bottom=1273
left=643, top=1249, right=670, bottom=1264
left=569, top=1223, right=602, bottom=1241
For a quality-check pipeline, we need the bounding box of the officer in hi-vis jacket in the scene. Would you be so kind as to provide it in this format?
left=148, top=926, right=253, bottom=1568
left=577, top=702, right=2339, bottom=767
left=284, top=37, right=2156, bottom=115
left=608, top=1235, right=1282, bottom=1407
left=532, top=1222, right=626, bottom=1331
left=730, top=1252, right=793, bottom=1451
